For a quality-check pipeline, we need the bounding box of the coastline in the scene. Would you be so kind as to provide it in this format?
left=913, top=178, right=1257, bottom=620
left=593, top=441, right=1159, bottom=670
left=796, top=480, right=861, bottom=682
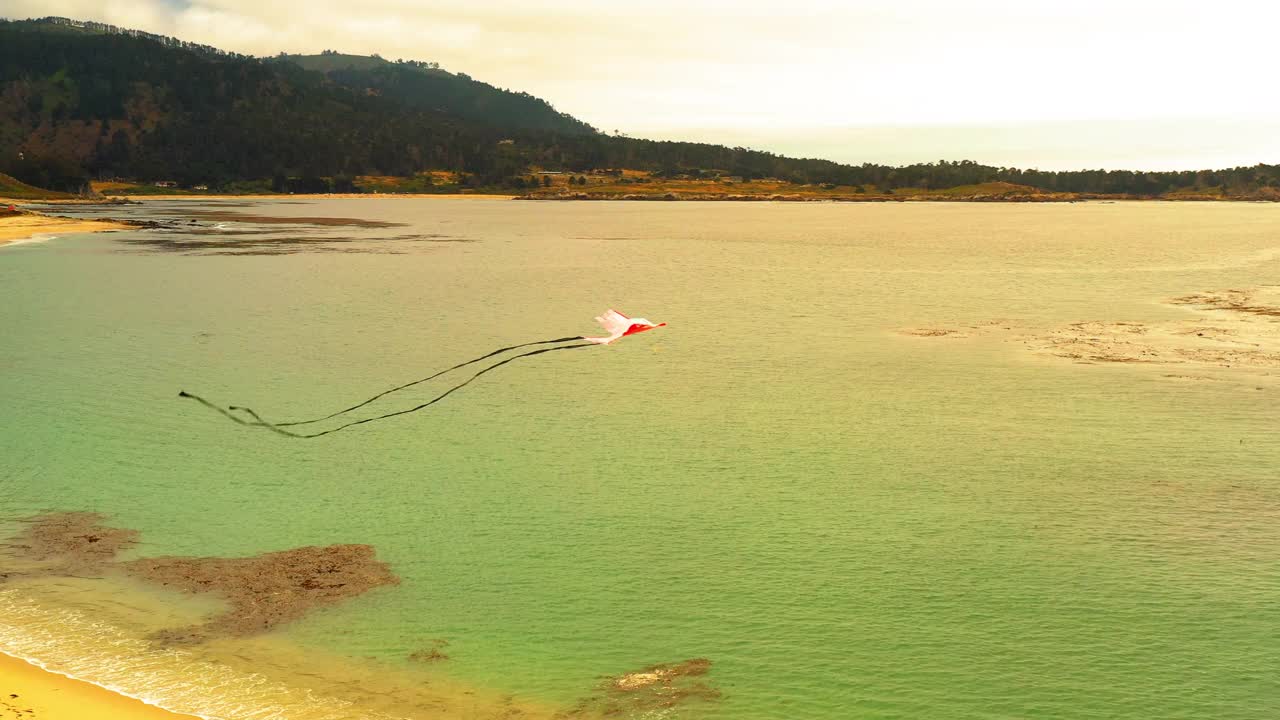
left=0, top=193, right=517, bottom=205
left=121, top=193, right=518, bottom=201
left=0, top=650, right=198, bottom=720
left=0, top=213, right=132, bottom=246
left=5, top=189, right=1276, bottom=205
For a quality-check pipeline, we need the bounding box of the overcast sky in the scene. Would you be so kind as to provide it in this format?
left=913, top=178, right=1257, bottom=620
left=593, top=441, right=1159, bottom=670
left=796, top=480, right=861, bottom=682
left=6, top=0, right=1279, bottom=170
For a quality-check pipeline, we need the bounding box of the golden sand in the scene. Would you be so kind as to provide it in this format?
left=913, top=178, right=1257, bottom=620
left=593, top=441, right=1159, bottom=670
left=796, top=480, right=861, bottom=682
left=0, top=651, right=196, bottom=720
left=0, top=214, right=131, bottom=245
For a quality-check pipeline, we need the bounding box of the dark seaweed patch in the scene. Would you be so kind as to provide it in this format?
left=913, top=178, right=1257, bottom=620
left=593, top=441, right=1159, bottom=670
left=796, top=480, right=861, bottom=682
left=110, top=230, right=460, bottom=255
left=180, top=209, right=407, bottom=228
left=125, top=544, right=400, bottom=644
left=1, top=513, right=399, bottom=644
left=1, top=512, right=138, bottom=577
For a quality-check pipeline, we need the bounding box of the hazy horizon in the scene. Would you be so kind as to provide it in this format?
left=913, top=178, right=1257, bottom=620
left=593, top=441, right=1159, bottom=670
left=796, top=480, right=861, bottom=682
left=6, top=0, right=1280, bottom=171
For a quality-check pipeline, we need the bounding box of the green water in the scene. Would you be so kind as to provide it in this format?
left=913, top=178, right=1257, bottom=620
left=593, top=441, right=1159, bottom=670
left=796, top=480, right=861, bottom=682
left=2, top=200, right=1278, bottom=719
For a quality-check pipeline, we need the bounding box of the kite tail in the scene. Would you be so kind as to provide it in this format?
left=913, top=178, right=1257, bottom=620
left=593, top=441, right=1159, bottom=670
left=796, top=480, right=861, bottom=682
left=178, top=390, right=255, bottom=426
left=182, top=342, right=595, bottom=439
left=233, top=335, right=585, bottom=428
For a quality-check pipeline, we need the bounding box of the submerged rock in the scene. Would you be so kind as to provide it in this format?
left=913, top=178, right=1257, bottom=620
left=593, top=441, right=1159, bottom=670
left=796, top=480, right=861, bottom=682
left=408, top=639, right=451, bottom=663
left=564, top=658, right=720, bottom=716
left=609, top=658, right=712, bottom=691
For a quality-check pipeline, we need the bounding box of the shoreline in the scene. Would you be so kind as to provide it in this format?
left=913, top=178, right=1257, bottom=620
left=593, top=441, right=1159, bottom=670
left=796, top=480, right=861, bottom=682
left=0, top=193, right=517, bottom=205
left=123, top=193, right=518, bottom=201
left=6, top=192, right=1278, bottom=206
left=0, top=649, right=199, bottom=720
left=0, top=516, right=582, bottom=720
left=0, top=212, right=133, bottom=246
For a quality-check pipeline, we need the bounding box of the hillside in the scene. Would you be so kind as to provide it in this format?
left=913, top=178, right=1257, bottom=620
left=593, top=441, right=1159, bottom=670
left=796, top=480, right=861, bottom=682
left=276, top=53, right=595, bottom=135
left=0, top=171, right=74, bottom=200
left=0, top=18, right=508, bottom=190
left=279, top=52, right=392, bottom=73
left=1, top=16, right=1278, bottom=198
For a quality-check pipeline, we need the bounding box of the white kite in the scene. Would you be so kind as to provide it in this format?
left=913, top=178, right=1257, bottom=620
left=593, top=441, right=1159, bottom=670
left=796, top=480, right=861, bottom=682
left=183, top=309, right=666, bottom=438
left=585, top=309, right=667, bottom=345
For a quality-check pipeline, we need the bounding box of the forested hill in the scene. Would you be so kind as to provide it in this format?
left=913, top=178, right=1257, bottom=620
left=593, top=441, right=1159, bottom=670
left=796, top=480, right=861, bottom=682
left=0, top=17, right=608, bottom=190
left=276, top=53, right=595, bottom=135
left=2, top=16, right=1278, bottom=197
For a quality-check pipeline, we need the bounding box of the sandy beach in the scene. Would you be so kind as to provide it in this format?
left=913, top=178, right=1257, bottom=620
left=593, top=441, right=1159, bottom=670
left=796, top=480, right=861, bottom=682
left=0, top=651, right=196, bottom=720
left=0, top=213, right=132, bottom=245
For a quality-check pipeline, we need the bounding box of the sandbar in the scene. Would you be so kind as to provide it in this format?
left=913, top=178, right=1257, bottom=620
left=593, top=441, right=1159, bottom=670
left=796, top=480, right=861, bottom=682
left=0, top=213, right=131, bottom=246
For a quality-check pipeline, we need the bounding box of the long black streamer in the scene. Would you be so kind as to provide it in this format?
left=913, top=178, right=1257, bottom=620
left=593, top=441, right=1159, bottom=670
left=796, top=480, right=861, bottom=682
left=180, top=342, right=595, bottom=439
left=241, top=335, right=586, bottom=428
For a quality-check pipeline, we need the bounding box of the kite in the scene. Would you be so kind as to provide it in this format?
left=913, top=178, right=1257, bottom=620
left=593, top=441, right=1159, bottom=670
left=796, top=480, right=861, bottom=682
left=179, top=309, right=664, bottom=438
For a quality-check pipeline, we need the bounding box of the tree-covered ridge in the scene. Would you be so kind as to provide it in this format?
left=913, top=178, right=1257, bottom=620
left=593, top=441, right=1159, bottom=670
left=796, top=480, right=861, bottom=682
left=9, top=16, right=252, bottom=60
left=276, top=53, right=595, bottom=135
left=0, top=19, right=520, bottom=188
left=0, top=17, right=1277, bottom=197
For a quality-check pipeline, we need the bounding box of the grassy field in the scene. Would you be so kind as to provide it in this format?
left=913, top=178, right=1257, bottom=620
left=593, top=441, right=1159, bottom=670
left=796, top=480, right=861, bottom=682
left=353, top=172, right=461, bottom=193
left=91, top=181, right=199, bottom=196
left=91, top=173, right=474, bottom=196
left=67, top=172, right=1280, bottom=202
left=0, top=172, right=75, bottom=200
left=520, top=173, right=1076, bottom=201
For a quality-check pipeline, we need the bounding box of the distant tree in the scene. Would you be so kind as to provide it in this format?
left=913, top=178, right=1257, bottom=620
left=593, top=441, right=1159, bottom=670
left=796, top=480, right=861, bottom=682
left=5, top=19, right=1280, bottom=198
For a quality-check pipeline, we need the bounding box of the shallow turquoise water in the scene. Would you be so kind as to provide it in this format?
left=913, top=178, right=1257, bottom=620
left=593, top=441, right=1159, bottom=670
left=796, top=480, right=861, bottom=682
left=2, top=200, right=1279, bottom=718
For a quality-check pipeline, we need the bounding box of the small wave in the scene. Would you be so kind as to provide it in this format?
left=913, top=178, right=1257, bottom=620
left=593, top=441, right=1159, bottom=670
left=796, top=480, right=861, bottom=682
left=1, top=233, right=60, bottom=248
left=0, top=590, right=407, bottom=720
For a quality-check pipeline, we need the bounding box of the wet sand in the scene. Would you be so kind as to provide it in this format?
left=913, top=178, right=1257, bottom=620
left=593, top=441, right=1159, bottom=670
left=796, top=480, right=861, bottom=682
left=900, top=285, right=1280, bottom=380
left=0, top=651, right=197, bottom=720
left=1028, top=286, right=1280, bottom=374
left=0, top=213, right=132, bottom=245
